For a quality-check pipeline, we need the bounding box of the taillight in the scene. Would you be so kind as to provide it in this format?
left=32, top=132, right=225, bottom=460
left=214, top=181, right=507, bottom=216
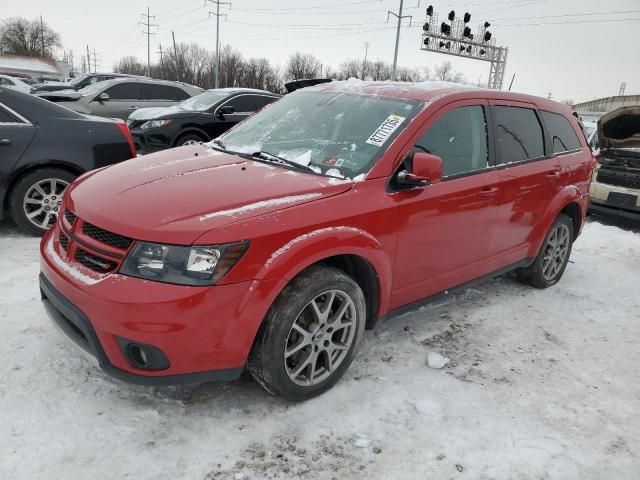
left=115, top=122, right=137, bottom=159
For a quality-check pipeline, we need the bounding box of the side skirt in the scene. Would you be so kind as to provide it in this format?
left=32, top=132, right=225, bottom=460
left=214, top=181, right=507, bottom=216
left=381, top=258, right=534, bottom=321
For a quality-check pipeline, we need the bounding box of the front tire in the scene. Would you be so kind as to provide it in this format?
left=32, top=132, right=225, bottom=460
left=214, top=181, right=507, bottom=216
left=517, top=213, right=574, bottom=288
left=175, top=133, right=206, bottom=147
left=9, top=168, right=76, bottom=236
left=248, top=265, right=366, bottom=401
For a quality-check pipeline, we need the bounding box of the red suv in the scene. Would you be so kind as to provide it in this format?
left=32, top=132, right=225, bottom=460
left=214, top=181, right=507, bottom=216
left=40, top=82, right=593, bottom=401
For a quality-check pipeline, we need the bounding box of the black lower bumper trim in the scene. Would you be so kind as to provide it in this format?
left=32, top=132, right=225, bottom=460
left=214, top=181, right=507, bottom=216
left=589, top=202, right=640, bottom=221
left=39, top=273, right=243, bottom=386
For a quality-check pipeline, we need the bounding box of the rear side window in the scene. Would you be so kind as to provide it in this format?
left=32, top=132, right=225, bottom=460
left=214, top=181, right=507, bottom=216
left=0, top=105, right=20, bottom=123
left=225, top=95, right=259, bottom=113
left=257, top=96, right=278, bottom=109
left=105, top=83, right=140, bottom=100
left=494, top=106, right=545, bottom=163
left=413, top=105, right=489, bottom=177
left=541, top=111, right=581, bottom=153
left=141, top=84, right=189, bottom=101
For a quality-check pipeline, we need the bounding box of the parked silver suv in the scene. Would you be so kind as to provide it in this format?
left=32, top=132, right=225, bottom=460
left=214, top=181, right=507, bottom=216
left=35, top=78, right=203, bottom=120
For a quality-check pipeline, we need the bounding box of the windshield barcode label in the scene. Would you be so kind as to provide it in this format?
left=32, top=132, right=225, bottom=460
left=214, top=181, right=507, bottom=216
left=365, top=115, right=406, bottom=147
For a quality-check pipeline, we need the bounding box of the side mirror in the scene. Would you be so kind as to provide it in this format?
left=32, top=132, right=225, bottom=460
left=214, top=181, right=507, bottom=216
left=217, top=105, right=235, bottom=119
left=397, top=151, right=443, bottom=187
left=97, top=92, right=110, bottom=102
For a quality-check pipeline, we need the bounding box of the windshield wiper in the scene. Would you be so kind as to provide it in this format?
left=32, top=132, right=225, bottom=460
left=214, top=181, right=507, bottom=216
left=250, top=151, right=316, bottom=174
left=209, top=138, right=226, bottom=151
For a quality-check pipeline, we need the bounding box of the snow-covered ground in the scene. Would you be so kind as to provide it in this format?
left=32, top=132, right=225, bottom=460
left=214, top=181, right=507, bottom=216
left=1, top=220, right=639, bottom=479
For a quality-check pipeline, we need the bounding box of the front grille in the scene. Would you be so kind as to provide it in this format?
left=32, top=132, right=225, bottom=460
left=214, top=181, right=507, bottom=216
left=597, top=168, right=640, bottom=190
left=75, top=248, right=118, bottom=273
left=83, top=222, right=132, bottom=250
left=64, top=209, right=77, bottom=225
left=59, top=232, right=69, bottom=251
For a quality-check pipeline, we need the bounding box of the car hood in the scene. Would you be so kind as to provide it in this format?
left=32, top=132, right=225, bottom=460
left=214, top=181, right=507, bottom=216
left=128, top=105, right=196, bottom=121
left=36, top=89, right=82, bottom=100
left=66, top=145, right=353, bottom=244
left=598, top=106, right=640, bottom=151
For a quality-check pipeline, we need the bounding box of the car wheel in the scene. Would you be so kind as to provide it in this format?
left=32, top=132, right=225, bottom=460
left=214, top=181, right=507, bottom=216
left=248, top=265, right=366, bottom=401
left=517, top=213, right=574, bottom=289
left=9, top=168, right=76, bottom=236
left=176, top=133, right=205, bottom=146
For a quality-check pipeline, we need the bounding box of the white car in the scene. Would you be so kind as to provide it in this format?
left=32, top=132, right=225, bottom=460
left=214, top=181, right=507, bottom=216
left=0, top=75, right=31, bottom=94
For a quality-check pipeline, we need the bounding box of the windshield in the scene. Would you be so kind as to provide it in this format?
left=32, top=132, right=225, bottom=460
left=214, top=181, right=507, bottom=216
left=218, top=90, right=421, bottom=179
left=79, top=82, right=106, bottom=96
left=69, top=74, right=89, bottom=87
left=178, top=90, right=230, bottom=111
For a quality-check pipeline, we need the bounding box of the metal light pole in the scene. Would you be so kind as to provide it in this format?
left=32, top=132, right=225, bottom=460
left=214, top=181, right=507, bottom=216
left=207, top=0, right=231, bottom=89
left=139, top=7, right=158, bottom=77
left=387, top=0, right=414, bottom=81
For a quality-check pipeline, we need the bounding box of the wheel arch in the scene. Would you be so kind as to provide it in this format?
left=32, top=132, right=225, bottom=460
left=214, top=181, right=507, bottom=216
left=528, top=185, right=586, bottom=258
left=245, top=227, right=393, bottom=332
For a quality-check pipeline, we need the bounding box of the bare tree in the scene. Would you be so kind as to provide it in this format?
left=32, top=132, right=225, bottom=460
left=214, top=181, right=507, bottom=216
left=339, top=59, right=362, bottom=80
left=433, top=61, right=466, bottom=83
left=114, top=56, right=146, bottom=76
left=284, top=52, right=321, bottom=81
left=368, top=60, right=391, bottom=81
left=0, top=17, right=61, bottom=58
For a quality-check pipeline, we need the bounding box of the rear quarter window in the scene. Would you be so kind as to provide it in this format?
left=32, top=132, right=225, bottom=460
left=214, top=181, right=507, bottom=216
left=541, top=111, right=581, bottom=153
left=494, top=106, right=545, bottom=163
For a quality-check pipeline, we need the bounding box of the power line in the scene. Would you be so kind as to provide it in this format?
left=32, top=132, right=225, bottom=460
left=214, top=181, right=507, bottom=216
left=139, top=6, right=158, bottom=77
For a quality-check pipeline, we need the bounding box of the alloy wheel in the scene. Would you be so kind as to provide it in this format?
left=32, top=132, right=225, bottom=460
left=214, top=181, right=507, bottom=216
left=181, top=139, right=201, bottom=146
left=542, top=223, right=570, bottom=281
left=22, top=178, right=68, bottom=230
left=284, top=289, right=357, bottom=386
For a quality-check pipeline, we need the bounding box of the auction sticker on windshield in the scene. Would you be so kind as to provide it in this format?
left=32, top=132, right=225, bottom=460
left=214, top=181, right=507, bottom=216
left=365, top=114, right=406, bottom=147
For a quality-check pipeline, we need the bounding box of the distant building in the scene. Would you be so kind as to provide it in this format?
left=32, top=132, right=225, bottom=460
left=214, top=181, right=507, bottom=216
left=0, top=54, right=64, bottom=81
left=573, top=95, right=640, bottom=122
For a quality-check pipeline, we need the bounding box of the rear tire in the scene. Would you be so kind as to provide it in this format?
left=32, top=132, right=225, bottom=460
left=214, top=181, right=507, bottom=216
left=248, top=265, right=366, bottom=401
left=9, top=168, right=77, bottom=236
left=517, top=213, right=574, bottom=288
left=175, top=133, right=206, bottom=147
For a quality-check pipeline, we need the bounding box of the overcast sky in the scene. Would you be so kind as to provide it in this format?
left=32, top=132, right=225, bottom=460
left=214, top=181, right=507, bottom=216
left=3, top=0, right=639, bottom=102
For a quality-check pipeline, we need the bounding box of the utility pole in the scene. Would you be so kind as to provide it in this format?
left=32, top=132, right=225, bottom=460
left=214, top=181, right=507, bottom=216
left=86, top=45, right=91, bottom=73
left=387, top=0, right=414, bottom=81
left=361, top=42, right=370, bottom=80
left=139, top=6, right=158, bottom=77
left=157, top=44, right=165, bottom=78
left=171, top=30, right=180, bottom=82
left=206, top=0, right=231, bottom=89
left=40, top=15, right=45, bottom=56
left=93, top=48, right=99, bottom=72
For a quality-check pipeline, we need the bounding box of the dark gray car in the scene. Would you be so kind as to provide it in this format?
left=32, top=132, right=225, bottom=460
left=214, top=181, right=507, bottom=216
left=0, top=88, right=137, bottom=235
left=35, top=78, right=203, bottom=120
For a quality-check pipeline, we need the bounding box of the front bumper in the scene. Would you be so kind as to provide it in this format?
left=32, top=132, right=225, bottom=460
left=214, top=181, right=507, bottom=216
left=39, top=229, right=278, bottom=385
left=130, top=128, right=173, bottom=155
left=589, top=168, right=640, bottom=220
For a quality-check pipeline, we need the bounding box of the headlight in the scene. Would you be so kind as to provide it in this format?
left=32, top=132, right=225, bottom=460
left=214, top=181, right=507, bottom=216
left=140, top=119, right=172, bottom=129
left=120, top=241, right=249, bottom=286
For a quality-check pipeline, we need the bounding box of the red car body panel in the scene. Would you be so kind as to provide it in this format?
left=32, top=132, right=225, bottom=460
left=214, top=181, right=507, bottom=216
left=39, top=82, right=593, bottom=383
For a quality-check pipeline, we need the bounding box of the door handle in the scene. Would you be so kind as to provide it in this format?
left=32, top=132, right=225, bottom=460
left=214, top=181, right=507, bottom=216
left=129, top=106, right=138, bottom=110
left=546, top=170, right=561, bottom=177
left=478, top=187, right=499, bottom=198
left=0, top=138, right=10, bottom=146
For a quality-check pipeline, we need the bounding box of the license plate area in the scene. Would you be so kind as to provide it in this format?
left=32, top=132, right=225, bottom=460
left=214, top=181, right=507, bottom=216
left=607, top=192, right=638, bottom=209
